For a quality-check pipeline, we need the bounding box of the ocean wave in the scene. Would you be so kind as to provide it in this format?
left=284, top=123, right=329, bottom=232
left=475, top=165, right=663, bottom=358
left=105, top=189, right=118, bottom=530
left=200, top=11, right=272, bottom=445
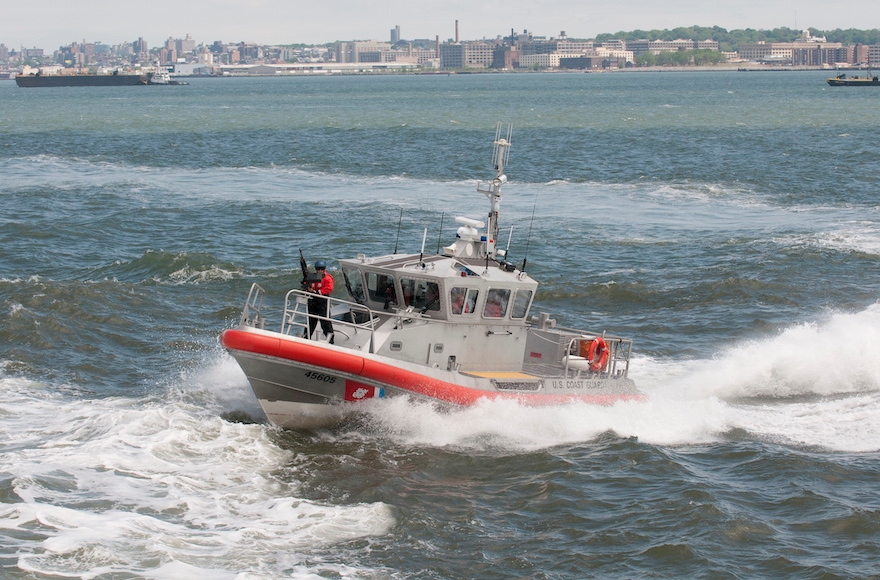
left=88, top=250, right=246, bottom=285
left=774, top=224, right=880, bottom=257
left=0, top=375, right=395, bottom=578
left=650, top=303, right=880, bottom=399
left=291, top=304, right=880, bottom=453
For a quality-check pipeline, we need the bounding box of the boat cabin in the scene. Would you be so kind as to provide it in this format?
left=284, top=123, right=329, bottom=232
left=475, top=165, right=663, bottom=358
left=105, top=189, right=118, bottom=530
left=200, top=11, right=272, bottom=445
left=338, top=253, right=537, bottom=325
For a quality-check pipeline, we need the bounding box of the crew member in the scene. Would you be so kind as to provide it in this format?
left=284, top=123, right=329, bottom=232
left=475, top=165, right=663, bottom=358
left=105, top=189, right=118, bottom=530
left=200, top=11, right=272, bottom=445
left=306, top=260, right=334, bottom=343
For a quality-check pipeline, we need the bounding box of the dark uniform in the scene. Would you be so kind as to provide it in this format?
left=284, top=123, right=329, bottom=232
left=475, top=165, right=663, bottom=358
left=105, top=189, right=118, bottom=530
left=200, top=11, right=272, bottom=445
left=306, top=261, right=334, bottom=342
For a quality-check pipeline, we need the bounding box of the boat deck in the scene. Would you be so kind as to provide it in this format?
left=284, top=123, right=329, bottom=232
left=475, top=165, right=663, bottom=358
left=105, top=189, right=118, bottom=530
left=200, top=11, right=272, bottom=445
left=462, top=371, right=539, bottom=379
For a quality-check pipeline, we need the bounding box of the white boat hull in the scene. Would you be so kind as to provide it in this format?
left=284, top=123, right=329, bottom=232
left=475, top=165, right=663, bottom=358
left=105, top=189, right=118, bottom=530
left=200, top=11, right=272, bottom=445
left=222, top=326, right=641, bottom=429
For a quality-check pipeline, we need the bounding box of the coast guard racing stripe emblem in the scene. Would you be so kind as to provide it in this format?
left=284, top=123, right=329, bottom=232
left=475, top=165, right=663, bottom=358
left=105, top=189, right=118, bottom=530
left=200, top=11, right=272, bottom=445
left=345, top=380, right=380, bottom=401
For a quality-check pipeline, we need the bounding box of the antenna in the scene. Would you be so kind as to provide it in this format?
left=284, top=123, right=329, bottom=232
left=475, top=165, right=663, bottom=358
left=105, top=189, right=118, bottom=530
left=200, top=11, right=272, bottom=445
left=419, top=227, right=427, bottom=266
left=521, top=191, right=538, bottom=271
left=491, top=122, right=512, bottom=178
left=393, top=208, right=403, bottom=254
left=436, top=213, right=445, bottom=254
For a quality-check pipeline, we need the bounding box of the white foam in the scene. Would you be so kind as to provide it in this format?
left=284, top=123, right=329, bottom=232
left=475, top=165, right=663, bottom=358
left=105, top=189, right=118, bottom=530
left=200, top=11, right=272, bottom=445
left=814, top=223, right=880, bottom=256
left=348, top=304, right=880, bottom=453
left=167, top=265, right=238, bottom=284
left=0, top=376, right=394, bottom=578
left=652, top=303, right=880, bottom=400
left=5, top=302, right=880, bottom=576
left=356, top=393, right=732, bottom=449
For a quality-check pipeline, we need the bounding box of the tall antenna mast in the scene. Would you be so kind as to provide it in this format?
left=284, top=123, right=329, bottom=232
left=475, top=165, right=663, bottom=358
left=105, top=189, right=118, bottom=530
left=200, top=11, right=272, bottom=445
left=476, top=122, right=512, bottom=260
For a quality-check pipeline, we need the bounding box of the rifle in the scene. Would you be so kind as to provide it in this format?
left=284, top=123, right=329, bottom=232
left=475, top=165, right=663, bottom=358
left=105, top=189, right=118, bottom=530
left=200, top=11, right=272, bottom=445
left=299, top=249, right=309, bottom=288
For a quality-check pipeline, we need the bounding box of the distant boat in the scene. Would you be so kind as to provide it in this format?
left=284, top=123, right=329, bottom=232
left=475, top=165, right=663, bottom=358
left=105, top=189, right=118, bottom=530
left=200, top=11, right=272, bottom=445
left=148, top=70, right=188, bottom=85
left=827, top=69, right=880, bottom=87
left=15, top=70, right=150, bottom=87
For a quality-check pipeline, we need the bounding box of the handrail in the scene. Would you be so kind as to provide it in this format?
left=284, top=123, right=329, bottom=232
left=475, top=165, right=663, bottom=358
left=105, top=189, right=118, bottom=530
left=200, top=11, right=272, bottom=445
left=239, top=283, right=265, bottom=328
left=562, top=335, right=631, bottom=379
left=281, top=289, right=381, bottom=352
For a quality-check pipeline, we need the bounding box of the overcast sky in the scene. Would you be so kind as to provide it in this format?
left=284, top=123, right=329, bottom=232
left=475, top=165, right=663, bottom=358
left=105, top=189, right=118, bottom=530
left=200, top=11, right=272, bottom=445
left=3, top=0, right=876, bottom=50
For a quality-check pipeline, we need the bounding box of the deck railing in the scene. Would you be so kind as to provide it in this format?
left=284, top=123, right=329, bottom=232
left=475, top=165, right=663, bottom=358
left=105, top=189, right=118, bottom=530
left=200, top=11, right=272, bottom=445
left=281, top=289, right=380, bottom=352
left=561, top=334, right=632, bottom=379
left=238, top=283, right=266, bottom=329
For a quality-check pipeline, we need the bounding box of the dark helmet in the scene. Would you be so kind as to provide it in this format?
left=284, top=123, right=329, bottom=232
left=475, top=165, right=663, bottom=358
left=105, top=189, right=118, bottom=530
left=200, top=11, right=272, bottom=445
left=315, top=260, right=327, bottom=269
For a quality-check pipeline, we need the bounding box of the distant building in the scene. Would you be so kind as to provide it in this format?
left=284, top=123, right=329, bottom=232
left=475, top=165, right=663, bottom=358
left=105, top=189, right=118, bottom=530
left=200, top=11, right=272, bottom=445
left=177, top=34, right=196, bottom=54
left=559, top=56, right=601, bottom=69
left=626, top=39, right=718, bottom=55
left=133, top=37, right=149, bottom=62
left=557, top=40, right=594, bottom=53
left=391, top=25, right=400, bottom=44
left=440, top=43, right=463, bottom=69
left=335, top=40, right=391, bottom=63
left=159, top=47, right=177, bottom=64
left=740, top=38, right=854, bottom=65
left=518, top=53, right=562, bottom=68
left=440, top=41, right=493, bottom=69
left=493, top=46, right=518, bottom=69
left=791, top=43, right=849, bottom=66
left=858, top=44, right=880, bottom=66
left=738, top=42, right=797, bottom=63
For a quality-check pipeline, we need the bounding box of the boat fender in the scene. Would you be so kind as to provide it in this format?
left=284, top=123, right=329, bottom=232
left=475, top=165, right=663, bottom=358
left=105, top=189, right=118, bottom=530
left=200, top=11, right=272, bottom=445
left=586, top=337, right=609, bottom=373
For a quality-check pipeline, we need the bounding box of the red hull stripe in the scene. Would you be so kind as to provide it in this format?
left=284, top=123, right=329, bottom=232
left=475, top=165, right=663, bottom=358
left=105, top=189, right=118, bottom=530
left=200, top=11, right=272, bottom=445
left=221, top=329, right=642, bottom=406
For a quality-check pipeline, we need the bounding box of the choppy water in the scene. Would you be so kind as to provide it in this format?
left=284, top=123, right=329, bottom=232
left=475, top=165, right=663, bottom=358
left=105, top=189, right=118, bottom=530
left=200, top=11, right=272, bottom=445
left=2, top=71, right=880, bottom=578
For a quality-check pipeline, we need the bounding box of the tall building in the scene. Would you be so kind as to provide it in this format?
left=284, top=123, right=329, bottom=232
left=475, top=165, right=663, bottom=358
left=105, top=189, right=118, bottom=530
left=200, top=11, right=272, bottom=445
left=133, top=37, right=149, bottom=62
left=335, top=40, right=391, bottom=63
left=440, top=43, right=463, bottom=69
left=177, top=34, right=196, bottom=54
left=133, top=37, right=148, bottom=54
left=440, top=41, right=493, bottom=69
left=391, top=25, right=400, bottom=44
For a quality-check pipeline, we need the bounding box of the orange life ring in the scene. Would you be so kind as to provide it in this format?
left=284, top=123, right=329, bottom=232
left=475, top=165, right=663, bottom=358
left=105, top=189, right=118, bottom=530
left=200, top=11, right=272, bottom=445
left=586, top=337, right=609, bottom=373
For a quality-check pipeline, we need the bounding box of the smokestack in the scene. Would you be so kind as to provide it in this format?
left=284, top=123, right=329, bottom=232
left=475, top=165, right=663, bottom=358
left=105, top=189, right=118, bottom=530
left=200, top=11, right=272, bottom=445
left=455, top=20, right=459, bottom=43
left=436, top=35, right=440, bottom=58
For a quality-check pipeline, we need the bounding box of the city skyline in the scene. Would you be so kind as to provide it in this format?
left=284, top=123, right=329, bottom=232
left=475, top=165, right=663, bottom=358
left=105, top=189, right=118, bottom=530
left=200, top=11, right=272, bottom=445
left=3, top=0, right=878, bottom=51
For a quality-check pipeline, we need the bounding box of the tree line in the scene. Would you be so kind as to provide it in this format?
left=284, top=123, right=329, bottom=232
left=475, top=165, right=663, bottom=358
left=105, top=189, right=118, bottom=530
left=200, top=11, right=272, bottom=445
left=634, top=49, right=727, bottom=66
left=594, top=26, right=880, bottom=52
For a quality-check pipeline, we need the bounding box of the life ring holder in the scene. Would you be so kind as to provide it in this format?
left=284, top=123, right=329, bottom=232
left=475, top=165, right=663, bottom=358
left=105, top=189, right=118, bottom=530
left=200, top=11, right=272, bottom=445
left=564, top=335, right=610, bottom=374
left=585, top=336, right=609, bottom=373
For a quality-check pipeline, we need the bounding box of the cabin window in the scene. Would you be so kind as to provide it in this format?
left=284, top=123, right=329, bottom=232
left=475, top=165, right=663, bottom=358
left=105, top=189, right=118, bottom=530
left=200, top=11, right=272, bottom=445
left=483, top=288, right=510, bottom=318
left=366, top=272, right=398, bottom=309
left=400, top=278, right=441, bottom=311
left=510, top=289, right=533, bottom=319
left=466, top=289, right=479, bottom=314
left=343, top=269, right=366, bottom=304
left=450, top=287, right=478, bottom=315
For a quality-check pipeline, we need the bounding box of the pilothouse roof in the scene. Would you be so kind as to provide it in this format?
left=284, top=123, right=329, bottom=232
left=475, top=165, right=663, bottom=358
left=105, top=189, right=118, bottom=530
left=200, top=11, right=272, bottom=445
left=338, top=253, right=536, bottom=285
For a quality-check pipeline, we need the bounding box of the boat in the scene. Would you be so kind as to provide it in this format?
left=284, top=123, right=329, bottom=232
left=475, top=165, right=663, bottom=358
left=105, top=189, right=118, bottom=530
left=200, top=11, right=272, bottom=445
left=15, top=70, right=151, bottom=87
left=148, top=70, right=189, bottom=85
left=221, top=124, right=642, bottom=429
left=827, top=68, right=880, bottom=86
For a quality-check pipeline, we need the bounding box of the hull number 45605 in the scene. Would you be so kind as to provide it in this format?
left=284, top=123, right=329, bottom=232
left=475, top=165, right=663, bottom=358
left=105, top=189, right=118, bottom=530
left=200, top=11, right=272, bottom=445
left=305, top=371, right=337, bottom=383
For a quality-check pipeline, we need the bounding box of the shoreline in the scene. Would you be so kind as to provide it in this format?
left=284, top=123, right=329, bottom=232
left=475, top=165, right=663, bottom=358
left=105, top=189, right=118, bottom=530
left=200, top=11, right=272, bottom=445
left=0, top=64, right=853, bottom=81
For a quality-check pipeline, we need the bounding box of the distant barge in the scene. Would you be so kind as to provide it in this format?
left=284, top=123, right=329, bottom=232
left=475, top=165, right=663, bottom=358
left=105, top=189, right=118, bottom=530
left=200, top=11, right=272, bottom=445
left=15, top=71, right=151, bottom=87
